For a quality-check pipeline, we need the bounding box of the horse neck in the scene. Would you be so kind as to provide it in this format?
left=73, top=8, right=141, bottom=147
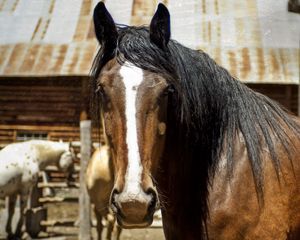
left=157, top=116, right=212, bottom=238
left=32, top=141, right=67, bottom=170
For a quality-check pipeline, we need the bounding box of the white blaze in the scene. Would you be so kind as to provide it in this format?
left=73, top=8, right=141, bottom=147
left=120, top=63, right=144, bottom=198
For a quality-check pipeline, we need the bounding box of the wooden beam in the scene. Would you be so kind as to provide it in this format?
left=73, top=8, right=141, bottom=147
left=39, top=196, right=78, bottom=203
left=80, top=77, right=91, bottom=121
left=298, top=83, right=300, bottom=116
left=0, top=124, right=79, bottom=131
left=285, top=85, right=292, bottom=111
left=26, top=182, right=47, bottom=237
left=40, top=220, right=76, bottom=227
left=79, top=120, right=92, bottom=240
left=37, top=182, right=79, bottom=188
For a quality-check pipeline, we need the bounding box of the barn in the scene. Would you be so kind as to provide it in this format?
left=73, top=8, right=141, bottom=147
left=0, top=0, right=299, bottom=239
left=0, top=0, right=98, bottom=146
left=0, top=0, right=299, bottom=146
left=0, top=0, right=299, bottom=144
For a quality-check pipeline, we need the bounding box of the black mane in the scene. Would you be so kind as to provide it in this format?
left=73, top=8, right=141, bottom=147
left=91, top=26, right=300, bottom=238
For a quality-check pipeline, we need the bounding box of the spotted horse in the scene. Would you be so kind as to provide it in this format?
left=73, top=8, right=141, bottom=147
left=0, top=140, right=75, bottom=239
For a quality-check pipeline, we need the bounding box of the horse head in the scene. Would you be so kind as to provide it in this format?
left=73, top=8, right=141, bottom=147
left=92, top=2, right=171, bottom=228
left=58, top=142, right=75, bottom=174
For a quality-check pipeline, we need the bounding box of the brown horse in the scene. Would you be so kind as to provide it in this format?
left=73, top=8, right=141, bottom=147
left=86, top=145, right=121, bottom=240
left=90, top=2, right=300, bottom=239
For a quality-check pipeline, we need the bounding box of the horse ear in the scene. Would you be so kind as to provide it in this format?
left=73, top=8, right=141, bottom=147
left=93, top=2, right=118, bottom=47
left=150, top=3, right=171, bottom=49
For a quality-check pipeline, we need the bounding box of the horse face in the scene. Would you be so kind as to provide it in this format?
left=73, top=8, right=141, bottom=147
left=58, top=148, right=75, bottom=172
left=97, top=60, right=168, bottom=228
left=93, top=1, right=171, bottom=228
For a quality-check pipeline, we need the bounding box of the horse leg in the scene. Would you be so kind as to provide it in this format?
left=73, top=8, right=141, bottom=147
left=114, top=225, right=122, bottom=240
left=41, top=171, right=54, bottom=197
left=6, top=194, right=17, bottom=239
left=107, top=213, right=121, bottom=240
left=106, top=214, right=114, bottom=240
left=15, top=190, right=29, bottom=238
left=95, top=209, right=104, bottom=240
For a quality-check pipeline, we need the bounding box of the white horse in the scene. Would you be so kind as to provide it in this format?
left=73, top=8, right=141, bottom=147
left=0, top=140, right=75, bottom=239
left=86, top=145, right=121, bottom=240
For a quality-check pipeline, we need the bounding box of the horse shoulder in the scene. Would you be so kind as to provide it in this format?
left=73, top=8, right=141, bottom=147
left=208, top=133, right=257, bottom=239
left=0, top=147, right=26, bottom=197
left=208, top=129, right=300, bottom=239
left=279, top=129, right=300, bottom=238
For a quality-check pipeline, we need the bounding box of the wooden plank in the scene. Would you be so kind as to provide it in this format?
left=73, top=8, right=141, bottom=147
left=0, top=125, right=99, bottom=144
left=298, top=83, right=300, bottom=116
left=34, top=236, right=68, bottom=240
left=39, top=196, right=78, bottom=203
left=0, top=85, right=80, bottom=92
left=40, top=219, right=163, bottom=228
left=0, top=130, right=14, bottom=135
left=0, top=124, right=79, bottom=131
left=0, top=79, right=81, bottom=124
left=40, top=220, right=76, bottom=227
left=49, top=137, right=81, bottom=142
left=0, top=90, right=79, bottom=97
left=48, top=132, right=80, bottom=137
left=44, top=165, right=80, bottom=173
left=0, top=136, right=14, bottom=140
left=0, top=106, right=78, bottom=113
left=37, top=182, right=79, bottom=188
left=0, top=93, right=80, bottom=100
left=79, top=120, right=91, bottom=240
left=0, top=115, right=77, bottom=121
left=6, top=117, right=77, bottom=124
left=0, top=112, right=78, bottom=120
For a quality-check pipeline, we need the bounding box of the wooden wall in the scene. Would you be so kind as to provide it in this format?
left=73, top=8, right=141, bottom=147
left=248, top=84, right=298, bottom=115
left=0, top=76, right=94, bottom=146
left=0, top=77, right=84, bottom=125
left=0, top=77, right=298, bottom=146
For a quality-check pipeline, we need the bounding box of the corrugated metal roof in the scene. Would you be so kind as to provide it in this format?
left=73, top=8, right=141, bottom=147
left=0, top=0, right=299, bottom=84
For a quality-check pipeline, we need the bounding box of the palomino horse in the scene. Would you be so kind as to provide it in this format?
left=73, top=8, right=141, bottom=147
left=90, top=2, right=300, bottom=239
left=86, top=145, right=121, bottom=240
left=0, top=140, right=75, bottom=239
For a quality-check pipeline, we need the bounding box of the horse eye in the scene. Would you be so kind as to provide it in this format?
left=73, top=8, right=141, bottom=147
left=96, top=85, right=106, bottom=98
left=157, top=85, right=173, bottom=105
left=96, top=85, right=111, bottom=107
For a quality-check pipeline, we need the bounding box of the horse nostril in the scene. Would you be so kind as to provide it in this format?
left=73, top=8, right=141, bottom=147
left=146, top=188, right=157, bottom=213
left=148, top=197, right=156, bottom=213
left=110, top=189, right=120, bottom=213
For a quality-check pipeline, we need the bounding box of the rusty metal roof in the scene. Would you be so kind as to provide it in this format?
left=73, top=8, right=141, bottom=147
left=0, top=0, right=299, bottom=84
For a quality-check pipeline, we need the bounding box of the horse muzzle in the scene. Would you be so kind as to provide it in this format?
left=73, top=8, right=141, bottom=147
left=110, top=187, right=158, bottom=228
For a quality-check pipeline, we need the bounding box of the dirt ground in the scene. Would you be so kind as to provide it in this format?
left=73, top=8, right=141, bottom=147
left=0, top=199, right=165, bottom=240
